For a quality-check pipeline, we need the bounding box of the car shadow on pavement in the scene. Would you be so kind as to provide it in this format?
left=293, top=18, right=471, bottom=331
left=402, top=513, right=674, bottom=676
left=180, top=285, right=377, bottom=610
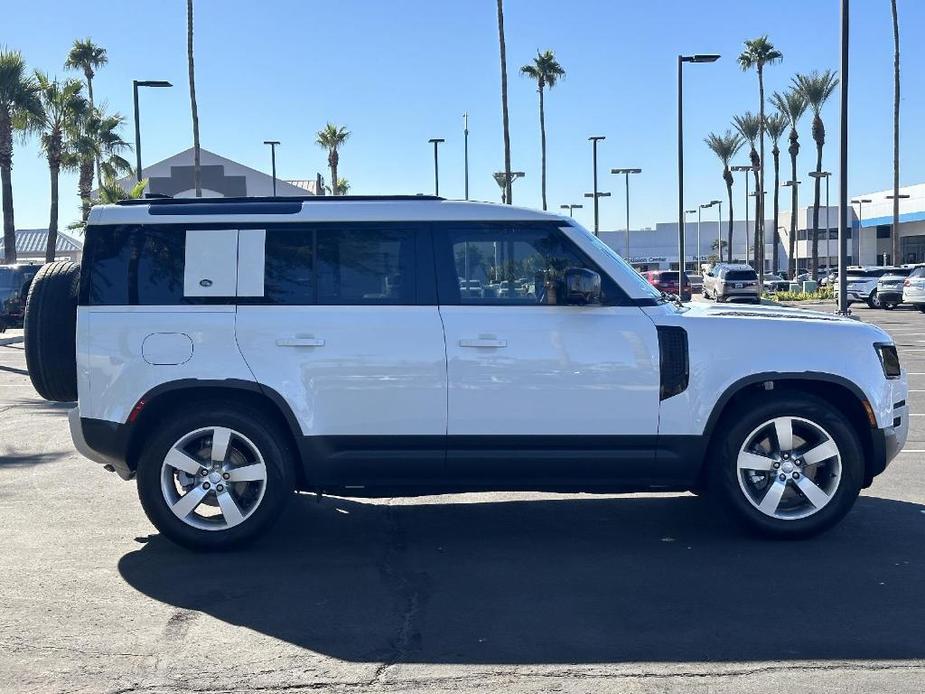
left=0, top=449, right=71, bottom=467
left=119, top=493, right=925, bottom=664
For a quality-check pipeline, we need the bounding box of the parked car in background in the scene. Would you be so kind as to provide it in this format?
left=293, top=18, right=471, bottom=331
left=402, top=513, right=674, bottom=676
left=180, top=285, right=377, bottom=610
left=702, top=264, right=760, bottom=303
left=903, top=265, right=925, bottom=313
left=876, top=267, right=915, bottom=310
left=688, top=273, right=703, bottom=294
left=0, top=264, right=40, bottom=332
left=642, top=270, right=692, bottom=301
left=762, top=273, right=790, bottom=294
left=835, top=267, right=894, bottom=308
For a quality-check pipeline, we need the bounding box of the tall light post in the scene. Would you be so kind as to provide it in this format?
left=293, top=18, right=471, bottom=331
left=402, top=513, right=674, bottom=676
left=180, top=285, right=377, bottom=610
left=263, top=140, right=280, bottom=196
left=837, top=0, right=850, bottom=313
left=851, top=197, right=872, bottom=265
left=132, top=79, right=172, bottom=183
left=714, top=199, right=723, bottom=261
left=493, top=171, right=525, bottom=203
left=584, top=191, right=611, bottom=233
left=809, top=171, right=831, bottom=271
left=685, top=209, right=696, bottom=274
left=463, top=113, right=469, bottom=200
left=885, top=193, right=910, bottom=263
left=731, top=165, right=751, bottom=265
left=678, top=53, right=720, bottom=289
left=559, top=203, right=583, bottom=218
left=588, top=136, right=606, bottom=233
left=428, top=138, right=445, bottom=196
left=699, top=200, right=719, bottom=270
left=783, top=179, right=801, bottom=274
left=611, top=167, right=642, bottom=260
left=749, top=189, right=766, bottom=273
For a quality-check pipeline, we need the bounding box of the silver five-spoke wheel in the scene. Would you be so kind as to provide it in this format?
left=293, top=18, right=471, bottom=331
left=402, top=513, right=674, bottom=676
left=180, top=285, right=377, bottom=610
left=736, top=416, right=842, bottom=521
left=160, top=426, right=268, bottom=531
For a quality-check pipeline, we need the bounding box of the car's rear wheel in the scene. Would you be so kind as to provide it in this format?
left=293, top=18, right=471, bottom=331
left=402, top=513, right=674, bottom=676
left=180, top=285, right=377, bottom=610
left=867, top=290, right=881, bottom=309
left=710, top=392, right=863, bottom=538
left=917, top=304, right=925, bottom=313
left=136, top=403, right=295, bottom=550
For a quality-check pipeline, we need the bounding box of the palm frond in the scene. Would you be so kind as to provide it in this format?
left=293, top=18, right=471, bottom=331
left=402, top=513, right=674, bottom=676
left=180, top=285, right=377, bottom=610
left=737, top=35, right=783, bottom=71
left=64, top=38, right=108, bottom=79
left=704, top=130, right=745, bottom=165
left=769, top=89, right=807, bottom=126
left=792, top=70, right=839, bottom=113
left=732, top=112, right=762, bottom=143
left=764, top=112, right=788, bottom=144
left=315, top=122, right=350, bottom=150
left=520, top=49, right=565, bottom=89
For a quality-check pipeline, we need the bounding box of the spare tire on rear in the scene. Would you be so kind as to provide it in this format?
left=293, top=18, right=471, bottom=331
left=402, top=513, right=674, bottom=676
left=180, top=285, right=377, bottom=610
left=24, top=261, right=79, bottom=402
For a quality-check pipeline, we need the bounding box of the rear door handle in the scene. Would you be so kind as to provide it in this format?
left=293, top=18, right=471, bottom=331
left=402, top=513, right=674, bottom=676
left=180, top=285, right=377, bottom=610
left=459, top=337, right=507, bottom=348
left=276, top=337, right=325, bottom=347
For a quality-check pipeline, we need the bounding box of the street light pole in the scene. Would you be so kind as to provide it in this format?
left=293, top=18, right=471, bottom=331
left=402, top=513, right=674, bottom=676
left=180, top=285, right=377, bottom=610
left=428, top=138, right=445, bottom=196
left=885, top=193, right=910, bottom=263
left=263, top=140, right=280, bottom=196
left=700, top=200, right=719, bottom=270
left=560, top=203, right=583, bottom=218
left=685, top=209, right=697, bottom=274
left=809, top=171, right=832, bottom=271
left=783, top=179, right=801, bottom=275
left=838, top=0, right=850, bottom=313
left=611, top=168, right=641, bottom=260
left=584, top=191, right=611, bottom=233
left=732, top=165, right=751, bottom=265
left=678, top=53, right=720, bottom=290
left=132, top=79, right=173, bottom=183
left=588, top=136, right=606, bottom=233
left=715, top=200, right=723, bottom=261
left=851, top=197, right=871, bottom=264
left=463, top=113, right=469, bottom=200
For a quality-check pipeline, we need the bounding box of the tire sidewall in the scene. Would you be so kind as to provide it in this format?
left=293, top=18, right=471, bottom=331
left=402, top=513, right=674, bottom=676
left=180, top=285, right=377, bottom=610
left=711, top=392, right=864, bottom=538
left=136, top=404, right=295, bottom=550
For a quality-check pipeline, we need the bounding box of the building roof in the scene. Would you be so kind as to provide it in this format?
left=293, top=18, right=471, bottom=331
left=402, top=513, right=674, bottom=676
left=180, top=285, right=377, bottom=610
left=0, top=228, right=83, bottom=256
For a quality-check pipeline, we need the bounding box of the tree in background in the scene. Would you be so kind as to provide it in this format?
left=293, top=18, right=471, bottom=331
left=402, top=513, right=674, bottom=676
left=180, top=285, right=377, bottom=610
left=520, top=50, right=565, bottom=211
left=98, top=177, right=147, bottom=203
left=0, top=50, right=41, bottom=264
left=765, top=112, right=788, bottom=275
left=316, top=124, right=350, bottom=195
left=31, top=73, right=86, bottom=261
left=187, top=0, right=202, bottom=197
left=769, top=88, right=807, bottom=279
left=64, top=38, right=107, bottom=187
left=496, top=0, right=512, bottom=204
left=325, top=178, right=349, bottom=196
left=704, top=130, right=744, bottom=263
left=70, top=108, right=132, bottom=222
left=793, top=69, right=838, bottom=279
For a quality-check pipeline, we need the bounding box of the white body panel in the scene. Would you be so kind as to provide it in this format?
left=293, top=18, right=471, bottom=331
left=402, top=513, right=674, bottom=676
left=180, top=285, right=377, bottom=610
left=440, top=305, right=660, bottom=435
left=234, top=306, right=447, bottom=435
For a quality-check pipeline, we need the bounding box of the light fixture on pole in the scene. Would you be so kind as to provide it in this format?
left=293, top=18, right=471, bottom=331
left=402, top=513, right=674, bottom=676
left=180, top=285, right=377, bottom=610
left=584, top=190, right=611, bottom=234
left=611, top=168, right=642, bottom=261
left=809, top=171, right=832, bottom=272
left=132, top=79, right=173, bottom=183
left=559, top=203, right=583, bottom=218
left=783, top=180, right=801, bottom=274
left=588, top=136, right=606, bottom=233
left=263, top=140, right=280, bottom=196
left=851, top=197, right=872, bottom=265
left=699, top=200, right=718, bottom=270
left=678, top=53, right=720, bottom=289
left=837, top=0, right=850, bottom=313
left=493, top=171, right=525, bottom=203
left=428, top=138, right=445, bottom=196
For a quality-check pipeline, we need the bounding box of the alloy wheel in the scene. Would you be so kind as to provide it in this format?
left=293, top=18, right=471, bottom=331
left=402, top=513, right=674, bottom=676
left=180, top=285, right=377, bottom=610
left=160, top=426, right=268, bottom=531
left=736, top=416, right=842, bottom=521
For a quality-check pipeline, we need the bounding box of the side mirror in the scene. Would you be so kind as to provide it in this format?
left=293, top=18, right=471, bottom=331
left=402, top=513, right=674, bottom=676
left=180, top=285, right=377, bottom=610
left=563, top=268, right=601, bottom=305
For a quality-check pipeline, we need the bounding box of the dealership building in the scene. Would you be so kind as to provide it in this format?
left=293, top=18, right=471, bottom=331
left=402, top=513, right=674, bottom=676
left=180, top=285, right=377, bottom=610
left=600, top=182, right=925, bottom=273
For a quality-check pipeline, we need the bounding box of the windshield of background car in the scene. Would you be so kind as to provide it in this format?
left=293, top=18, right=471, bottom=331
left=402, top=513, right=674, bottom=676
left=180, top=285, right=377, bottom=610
left=566, top=221, right=661, bottom=299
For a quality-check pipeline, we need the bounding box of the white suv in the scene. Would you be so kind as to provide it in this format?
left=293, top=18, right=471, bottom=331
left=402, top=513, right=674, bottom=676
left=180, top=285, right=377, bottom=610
left=23, top=196, right=909, bottom=549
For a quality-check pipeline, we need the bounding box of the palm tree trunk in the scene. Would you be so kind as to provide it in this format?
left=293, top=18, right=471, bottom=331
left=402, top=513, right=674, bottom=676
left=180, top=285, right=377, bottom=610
left=47, top=158, right=60, bottom=263
left=188, top=0, right=202, bottom=198
left=772, top=147, right=780, bottom=274
left=788, top=130, right=798, bottom=278
left=331, top=161, right=338, bottom=197
left=496, top=0, right=512, bottom=204
left=811, top=139, right=822, bottom=278
left=538, top=84, right=547, bottom=211
left=0, top=113, right=16, bottom=264
left=752, top=168, right=760, bottom=269
left=79, top=159, right=94, bottom=222
left=725, top=177, right=734, bottom=264
left=891, top=0, right=901, bottom=264
left=88, top=75, right=103, bottom=191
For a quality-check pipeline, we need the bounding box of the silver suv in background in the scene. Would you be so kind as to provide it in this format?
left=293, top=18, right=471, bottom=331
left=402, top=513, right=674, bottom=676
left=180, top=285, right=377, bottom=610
left=876, top=267, right=914, bottom=310
left=702, top=264, right=760, bottom=303
left=837, top=267, right=893, bottom=308
left=903, top=265, right=925, bottom=312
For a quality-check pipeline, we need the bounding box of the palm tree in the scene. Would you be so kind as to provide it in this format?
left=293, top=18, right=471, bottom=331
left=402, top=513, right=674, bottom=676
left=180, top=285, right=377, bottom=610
left=704, top=130, right=744, bottom=263
left=32, top=73, right=86, bottom=262
left=891, top=0, right=901, bottom=265
left=64, top=38, right=107, bottom=187
left=325, top=178, right=349, bottom=196
left=732, top=112, right=762, bottom=268
left=71, top=107, right=132, bottom=221
left=0, top=49, right=41, bottom=264
left=98, top=177, right=147, bottom=203
left=315, top=123, right=350, bottom=195
left=765, top=113, right=787, bottom=275
left=496, top=0, right=512, bottom=204
left=793, top=69, right=838, bottom=279
left=187, top=0, right=202, bottom=197
left=520, top=50, right=565, bottom=211
left=738, top=36, right=782, bottom=277
left=769, top=88, right=807, bottom=278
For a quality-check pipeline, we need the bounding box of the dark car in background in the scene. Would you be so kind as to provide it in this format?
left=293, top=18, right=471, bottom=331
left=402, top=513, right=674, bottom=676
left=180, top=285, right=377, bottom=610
left=642, top=270, right=692, bottom=301
left=0, top=264, right=40, bottom=332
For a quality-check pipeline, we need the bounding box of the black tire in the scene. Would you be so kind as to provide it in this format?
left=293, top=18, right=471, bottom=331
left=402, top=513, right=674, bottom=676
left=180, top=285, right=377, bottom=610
left=136, top=402, right=296, bottom=551
left=709, top=392, right=863, bottom=539
left=917, top=305, right=925, bottom=314
left=867, top=290, right=880, bottom=309
left=24, top=261, right=79, bottom=402
left=883, top=302, right=896, bottom=311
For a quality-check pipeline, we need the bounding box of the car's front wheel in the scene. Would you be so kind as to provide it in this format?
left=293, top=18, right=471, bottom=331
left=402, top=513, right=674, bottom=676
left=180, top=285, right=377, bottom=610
left=136, top=403, right=295, bottom=550
left=710, top=392, right=863, bottom=539
left=867, top=290, right=881, bottom=309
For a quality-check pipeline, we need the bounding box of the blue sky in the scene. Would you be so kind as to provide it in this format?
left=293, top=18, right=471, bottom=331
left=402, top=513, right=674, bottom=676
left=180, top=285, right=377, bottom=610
left=5, top=0, right=923, bottom=232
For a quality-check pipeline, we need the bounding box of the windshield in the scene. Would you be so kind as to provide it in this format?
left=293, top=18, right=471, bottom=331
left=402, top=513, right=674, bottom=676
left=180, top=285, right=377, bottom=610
left=566, top=222, right=661, bottom=299
left=724, top=270, right=757, bottom=281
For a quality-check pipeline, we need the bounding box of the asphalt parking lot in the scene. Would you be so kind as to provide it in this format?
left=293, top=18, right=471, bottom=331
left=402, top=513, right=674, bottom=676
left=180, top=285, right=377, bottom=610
left=0, top=307, right=923, bottom=694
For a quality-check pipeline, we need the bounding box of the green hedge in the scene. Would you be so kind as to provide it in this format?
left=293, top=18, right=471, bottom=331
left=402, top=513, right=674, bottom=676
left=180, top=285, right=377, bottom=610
left=766, top=287, right=834, bottom=302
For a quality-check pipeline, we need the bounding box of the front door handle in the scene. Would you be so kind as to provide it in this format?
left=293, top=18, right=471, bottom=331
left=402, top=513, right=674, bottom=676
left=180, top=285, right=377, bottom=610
left=459, top=337, right=507, bottom=348
left=276, top=337, right=325, bottom=347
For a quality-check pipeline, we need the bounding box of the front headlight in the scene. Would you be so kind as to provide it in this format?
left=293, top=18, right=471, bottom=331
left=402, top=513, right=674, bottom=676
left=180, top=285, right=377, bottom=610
left=875, top=343, right=901, bottom=379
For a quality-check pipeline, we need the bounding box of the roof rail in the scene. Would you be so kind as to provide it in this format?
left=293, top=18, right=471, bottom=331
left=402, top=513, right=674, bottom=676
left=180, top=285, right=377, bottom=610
left=116, top=194, right=444, bottom=207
